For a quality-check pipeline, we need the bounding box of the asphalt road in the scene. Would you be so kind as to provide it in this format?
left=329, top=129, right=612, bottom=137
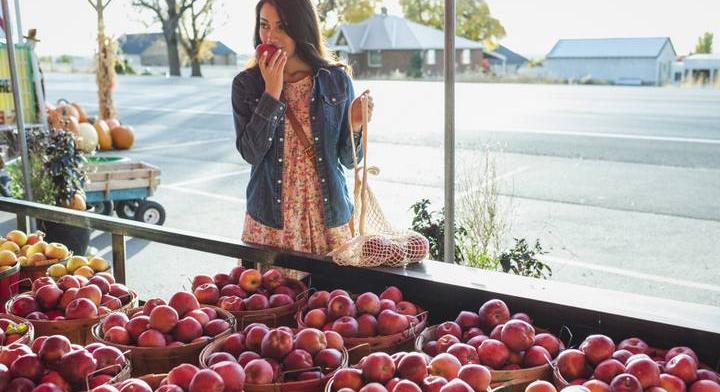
left=1, top=72, right=717, bottom=307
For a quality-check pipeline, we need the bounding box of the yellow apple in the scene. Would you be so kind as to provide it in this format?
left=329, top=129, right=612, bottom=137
left=0, top=250, right=18, bottom=267
left=18, top=256, right=29, bottom=267
left=27, top=241, right=48, bottom=257
left=47, top=263, right=68, bottom=278
left=88, top=256, right=109, bottom=272
left=73, top=265, right=95, bottom=278
left=0, top=241, right=20, bottom=254
left=5, top=230, right=27, bottom=247
left=28, top=253, right=47, bottom=266
left=66, top=256, right=88, bottom=273
left=45, top=242, right=70, bottom=260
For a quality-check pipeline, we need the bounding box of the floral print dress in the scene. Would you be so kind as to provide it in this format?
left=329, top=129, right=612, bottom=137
left=242, top=75, right=352, bottom=256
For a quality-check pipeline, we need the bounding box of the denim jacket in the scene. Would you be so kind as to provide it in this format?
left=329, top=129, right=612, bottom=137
left=232, top=65, right=363, bottom=229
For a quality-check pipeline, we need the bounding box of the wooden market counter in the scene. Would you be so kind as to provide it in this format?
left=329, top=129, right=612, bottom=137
left=1, top=197, right=718, bottom=368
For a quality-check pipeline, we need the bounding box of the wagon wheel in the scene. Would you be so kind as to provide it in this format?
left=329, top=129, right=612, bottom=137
left=90, top=201, right=114, bottom=216
left=115, top=199, right=141, bottom=219
left=134, top=200, right=166, bottom=225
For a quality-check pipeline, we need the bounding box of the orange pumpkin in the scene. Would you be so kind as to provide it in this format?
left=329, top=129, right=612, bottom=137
left=105, top=118, right=120, bottom=129
left=56, top=104, right=79, bottom=120
left=71, top=102, right=88, bottom=123
left=66, top=193, right=87, bottom=211
left=110, top=125, right=134, bottom=150
left=94, top=120, right=113, bottom=150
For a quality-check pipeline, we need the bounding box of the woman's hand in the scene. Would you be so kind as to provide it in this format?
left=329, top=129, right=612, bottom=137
left=260, top=50, right=287, bottom=100
left=350, top=89, right=373, bottom=133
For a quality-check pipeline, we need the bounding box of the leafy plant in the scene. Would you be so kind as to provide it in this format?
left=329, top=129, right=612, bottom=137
left=498, top=238, right=552, bottom=279
left=5, top=128, right=87, bottom=207
left=410, top=199, right=466, bottom=262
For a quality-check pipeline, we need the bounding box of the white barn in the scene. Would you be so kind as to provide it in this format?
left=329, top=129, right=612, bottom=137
left=544, top=37, right=677, bottom=86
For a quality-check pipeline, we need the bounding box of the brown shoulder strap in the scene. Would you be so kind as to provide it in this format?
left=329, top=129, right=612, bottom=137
left=281, top=91, right=315, bottom=160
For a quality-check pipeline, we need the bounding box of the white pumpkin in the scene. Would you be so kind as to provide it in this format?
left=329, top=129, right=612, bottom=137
left=76, top=122, right=99, bottom=153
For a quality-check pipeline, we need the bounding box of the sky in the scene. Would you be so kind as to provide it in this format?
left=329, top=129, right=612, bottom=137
left=9, top=0, right=720, bottom=59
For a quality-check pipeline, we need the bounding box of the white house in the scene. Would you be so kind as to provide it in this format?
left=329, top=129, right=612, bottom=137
left=672, top=54, right=720, bottom=85
left=544, top=37, right=677, bottom=86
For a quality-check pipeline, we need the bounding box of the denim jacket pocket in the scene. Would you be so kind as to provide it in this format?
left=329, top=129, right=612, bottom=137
left=321, top=93, right=347, bottom=129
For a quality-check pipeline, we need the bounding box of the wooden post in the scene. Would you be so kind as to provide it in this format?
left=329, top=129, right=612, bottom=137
left=16, top=214, right=28, bottom=233
left=111, top=233, right=126, bottom=284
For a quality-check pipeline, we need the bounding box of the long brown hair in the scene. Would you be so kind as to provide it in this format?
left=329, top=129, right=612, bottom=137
left=248, top=0, right=345, bottom=72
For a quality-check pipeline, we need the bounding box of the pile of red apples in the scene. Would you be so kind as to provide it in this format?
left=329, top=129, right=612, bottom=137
left=421, top=299, right=563, bottom=370
left=0, top=334, right=128, bottom=391
left=94, top=361, right=245, bottom=392
left=191, top=267, right=303, bottom=312
left=204, top=323, right=346, bottom=385
left=300, top=286, right=421, bottom=338
left=330, top=350, right=492, bottom=392
left=8, top=273, right=133, bottom=321
left=553, top=334, right=720, bottom=392
left=99, top=291, right=231, bottom=348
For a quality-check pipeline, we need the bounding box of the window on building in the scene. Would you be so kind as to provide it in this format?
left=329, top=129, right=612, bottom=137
left=368, top=50, right=382, bottom=67
left=427, top=50, right=436, bottom=65
left=462, top=49, right=471, bottom=65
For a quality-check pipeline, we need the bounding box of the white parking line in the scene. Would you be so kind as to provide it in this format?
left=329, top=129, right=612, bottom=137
left=546, top=255, right=720, bottom=293
left=166, top=168, right=251, bottom=187
left=131, top=138, right=233, bottom=152
left=162, top=185, right=246, bottom=204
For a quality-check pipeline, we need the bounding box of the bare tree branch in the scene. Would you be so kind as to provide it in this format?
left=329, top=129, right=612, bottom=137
left=87, top=0, right=97, bottom=11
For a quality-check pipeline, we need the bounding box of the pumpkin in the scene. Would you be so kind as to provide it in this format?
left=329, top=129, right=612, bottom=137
left=105, top=118, right=120, bottom=129
left=66, top=193, right=87, bottom=211
left=47, top=109, right=63, bottom=130
left=67, top=116, right=80, bottom=135
left=76, top=122, right=99, bottom=152
left=71, top=102, right=88, bottom=122
left=56, top=104, right=79, bottom=120
left=94, top=120, right=113, bottom=150
left=110, top=125, right=135, bottom=150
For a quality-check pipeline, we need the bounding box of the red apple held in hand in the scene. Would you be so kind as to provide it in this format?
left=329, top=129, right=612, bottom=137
left=610, top=374, right=643, bottom=392
left=477, top=299, right=510, bottom=330
left=593, top=359, right=627, bottom=384
left=255, top=44, right=278, bottom=63
left=476, top=339, right=510, bottom=370
left=617, top=338, right=649, bottom=355
left=458, top=364, right=491, bottom=392
left=580, top=335, right=616, bottom=365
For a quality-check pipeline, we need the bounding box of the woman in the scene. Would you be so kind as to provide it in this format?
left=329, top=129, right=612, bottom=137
left=232, top=0, right=374, bottom=255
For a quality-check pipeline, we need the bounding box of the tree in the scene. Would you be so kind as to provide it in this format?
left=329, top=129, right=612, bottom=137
left=88, top=0, right=117, bottom=120
left=314, top=0, right=379, bottom=37
left=694, top=32, right=713, bottom=54
left=400, top=0, right=505, bottom=44
left=132, top=0, right=193, bottom=77
left=179, top=0, right=216, bottom=77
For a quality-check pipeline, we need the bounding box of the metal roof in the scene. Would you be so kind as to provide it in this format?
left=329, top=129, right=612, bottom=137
left=119, top=33, right=236, bottom=56
left=547, top=37, right=675, bottom=59
left=491, top=45, right=528, bottom=65
left=329, top=14, right=484, bottom=53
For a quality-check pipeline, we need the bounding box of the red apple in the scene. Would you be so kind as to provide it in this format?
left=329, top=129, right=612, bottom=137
left=500, top=319, right=535, bottom=352
left=315, top=348, right=343, bottom=370
left=138, top=329, right=166, bottom=347
left=10, top=353, right=43, bottom=382
left=205, top=319, right=231, bottom=337
left=398, top=352, right=429, bottom=384
left=238, top=270, right=262, bottom=292
left=92, top=346, right=127, bottom=376
left=59, top=349, right=98, bottom=384
left=174, top=317, right=203, bottom=343
left=261, top=329, right=294, bottom=359
left=378, top=309, right=410, bottom=335
left=362, top=352, right=396, bottom=384
left=150, top=305, right=179, bottom=333
left=210, top=361, right=245, bottom=392
left=396, top=301, right=418, bottom=316
left=617, top=338, right=649, bottom=355
left=125, top=315, right=150, bottom=341
left=660, top=374, right=687, bottom=392
left=169, top=291, right=201, bottom=317
left=35, top=285, right=63, bottom=310
left=356, top=292, right=382, bottom=315
left=283, top=349, right=314, bottom=370
left=429, top=353, right=463, bottom=380
left=332, top=316, right=359, bottom=337
left=476, top=339, right=510, bottom=370
left=477, top=299, right=510, bottom=330
left=244, top=359, right=274, bottom=384
left=610, top=374, right=643, bottom=392
left=325, top=330, right=344, bottom=350
left=423, top=376, right=449, bottom=392
left=696, top=370, right=720, bottom=384
left=89, top=276, right=111, bottom=294
left=593, top=359, right=626, bottom=384
left=308, top=291, right=331, bottom=309
left=261, top=269, right=285, bottom=291
left=665, top=354, right=698, bottom=384
left=304, top=308, right=328, bottom=329
left=379, top=286, right=403, bottom=303
left=580, top=335, right=616, bottom=365
left=689, top=381, right=720, bottom=392
left=105, top=326, right=131, bottom=345
left=244, top=293, right=269, bottom=310
left=526, top=380, right=558, bottom=392
left=328, top=295, right=357, bottom=319
left=440, top=378, right=474, bottom=392
left=238, top=351, right=262, bottom=367
left=268, top=294, right=293, bottom=308
left=221, top=284, right=248, bottom=299
left=534, top=333, right=562, bottom=358
left=294, top=328, right=327, bottom=355
left=189, top=368, right=225, bottom=392
left=455, top=311, right=481, bottom=330
left=332, top=368, right=364, bottom=391
left=10, top=295, right=38, bottom=317
left=435, top=322, right=462, bottom=340
left=524, top=345, right=552, bottom=368
left=584, top=380, right=611, bottom=392
left=65, top=298, right=98, bottom=319
left=458, top=364, right=491, bottom=392
left=556, top=349, right=590, bottom=381
left=194, top=283, right=220, bottom=305
left=447, top=343, right=480, bottom=365
left=665, top=347, right=699, bottom=364
left=380, top=299, right=397, bottom=312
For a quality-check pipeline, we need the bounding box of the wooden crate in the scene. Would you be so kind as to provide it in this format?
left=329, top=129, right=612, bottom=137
left=85, top=161, right=161, bottom=195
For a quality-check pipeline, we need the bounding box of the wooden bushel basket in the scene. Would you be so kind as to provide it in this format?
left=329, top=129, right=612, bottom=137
left=91, top=306, right=236, bottom=377
left=18, top=255, right=71, bottom=291
left=297, top=306, right=429, bottom=365
left=0, top=312, right=34, bottom=346
left=5, top=290, right=138, bottom=345
left=416, top=325, right=552, bottom=392
left=200, top=333, right=350, bottom=392
left=230, top=278, right=309, bottom=330
left=81, top=352, right=133, bottom=392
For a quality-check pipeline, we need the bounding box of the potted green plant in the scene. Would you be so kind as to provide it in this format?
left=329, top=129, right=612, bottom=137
left=5, top=128, right=92, bottom=254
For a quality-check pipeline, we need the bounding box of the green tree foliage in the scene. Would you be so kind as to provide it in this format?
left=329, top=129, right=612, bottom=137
left=399, top=0, right=505, bottom=44
left=694, top=32, right=714, bottom=54
left=314, top=0, right=379, bottom=37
